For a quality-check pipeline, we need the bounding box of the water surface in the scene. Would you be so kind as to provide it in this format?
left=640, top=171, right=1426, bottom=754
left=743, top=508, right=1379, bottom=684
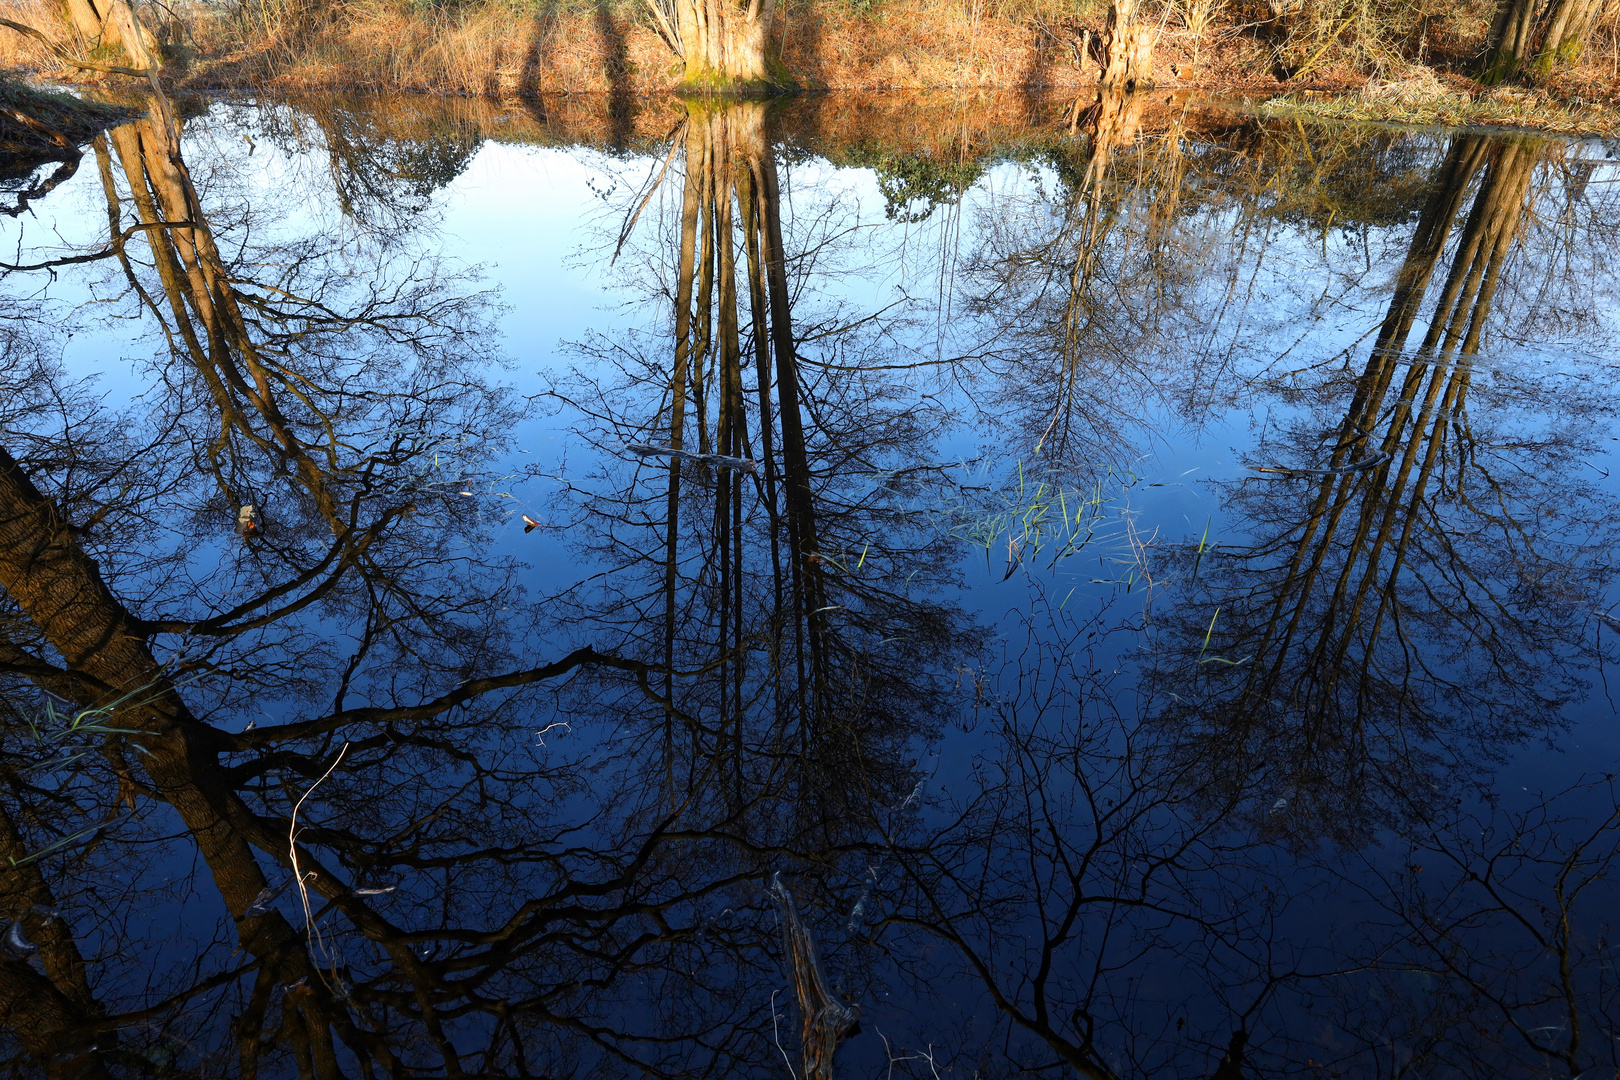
left=2, top=89, right=1619, bottom=1079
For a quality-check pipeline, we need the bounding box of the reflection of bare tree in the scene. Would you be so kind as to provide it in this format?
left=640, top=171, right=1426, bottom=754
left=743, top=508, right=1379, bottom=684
left=871, top=125, right=1620, bottom=1080
left=961, top=88, right=1199, bottom=467
left=1320, top=777, right=1620, bottom=1078
left=4, top=96, right=1620, bottom=1080
left=0, top=99, right=522, bottom=1078
left=871, top=600, right=1280, bottom=1080
left=547, top=99, right=977, bottom=1077
left=0, top=98, right=795, bottom=1078
left=1072, top=133, right=1620, bottom=1076
left=249, top=96, right=482, bottom=232
left=1152, top=135, right=1620, bottom=835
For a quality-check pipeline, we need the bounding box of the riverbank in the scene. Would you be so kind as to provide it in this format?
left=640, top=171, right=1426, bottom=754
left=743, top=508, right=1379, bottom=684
left=0, top=74, right=128, bottom=158
left=1258, top=70, right=1620, bottom=138
left=2, top=0, right=1618, bottom=138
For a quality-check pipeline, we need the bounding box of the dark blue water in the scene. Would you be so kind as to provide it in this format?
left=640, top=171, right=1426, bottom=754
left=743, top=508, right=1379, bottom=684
left=1, top=90, right=1618, bottom=1079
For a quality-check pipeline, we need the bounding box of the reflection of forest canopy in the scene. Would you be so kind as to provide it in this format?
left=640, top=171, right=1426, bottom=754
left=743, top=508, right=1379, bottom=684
left=1, top=92, right=1618, bottom=1080
left=1146, top=133, right=1620, bottom=835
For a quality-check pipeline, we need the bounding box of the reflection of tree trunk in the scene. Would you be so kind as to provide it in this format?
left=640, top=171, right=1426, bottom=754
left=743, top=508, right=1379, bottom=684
left=98, top=114, right=343, bottom=531
left=661, top=114, right=703, bottom=798
left=0, top=447, right=374, bottom=1078
left=1233, top=137, right=1543, bottom=729
left=1483, top=0, right=1605, bottom=81
left=1044, top=86, right=1139, bottom=456
left=665, top=101, right=829, bottom=745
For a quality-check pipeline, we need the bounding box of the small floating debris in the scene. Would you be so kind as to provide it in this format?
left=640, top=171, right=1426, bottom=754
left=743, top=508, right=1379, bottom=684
left=352, top=869, right=402, bottom=897
left=244, top=872, right=314, bottom=917
left=625, top=443, right=756, bottom=472
left=235, top=505, right=259, bottom=537
left=521, top=514, right=541, bottom=533
left=1269, top=798, right=1289, bottom=815
left=4, top=921, right=38, bottom=958
left=1249, top=451, right=1390, bottom=479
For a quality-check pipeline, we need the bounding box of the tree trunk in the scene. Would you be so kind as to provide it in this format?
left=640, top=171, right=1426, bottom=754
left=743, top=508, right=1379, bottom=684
left=1099, top=0, right=1153, bottom=89
left=1482, top=0, right=1605, bottom=81
left=62, top=0, right=160, bottom=69
left=667, top=0, right=793, bottom=93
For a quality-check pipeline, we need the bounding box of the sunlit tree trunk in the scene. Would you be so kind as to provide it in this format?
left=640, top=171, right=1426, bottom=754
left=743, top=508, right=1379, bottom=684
left=656, top=0, right=794, bottom=92
left=1483, top=0, right=1606, bottom=81
left=1099, top=0, right=1153, bottom=89
left=62, top=0, right=160, bottom=68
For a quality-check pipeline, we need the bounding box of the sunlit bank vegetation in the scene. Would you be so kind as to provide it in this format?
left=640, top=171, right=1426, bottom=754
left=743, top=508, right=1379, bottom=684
left=0, top=0, right=1618, bottom=116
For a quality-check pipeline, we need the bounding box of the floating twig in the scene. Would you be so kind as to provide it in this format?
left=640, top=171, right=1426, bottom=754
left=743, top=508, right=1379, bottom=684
left=1248, top=451, right=1391, bottom=479
left=626, top=443, right=756, bottom=472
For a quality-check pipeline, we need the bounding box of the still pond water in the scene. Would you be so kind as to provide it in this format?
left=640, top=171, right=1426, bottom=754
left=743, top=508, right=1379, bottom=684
left=2, top=89, right=1619, bottom=1079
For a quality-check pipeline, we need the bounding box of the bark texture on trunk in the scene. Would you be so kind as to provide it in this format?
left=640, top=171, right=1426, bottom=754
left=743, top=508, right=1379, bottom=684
left=62, top=0, right=160, bottom=69
left=1483, top=0, right=1606, bottom=81
left=665, top=0, right=794, bottom=93
left=1099, top=0, right=1153, bottom=89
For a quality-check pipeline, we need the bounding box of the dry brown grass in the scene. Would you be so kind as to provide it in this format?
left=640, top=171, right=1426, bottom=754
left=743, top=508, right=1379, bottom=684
left=0, top=0, right=60, bottom=69
left=1259, top=62, right=1620, bottom=134
left=166, top=0, right=1112, bottom=93
left=2, top=0, right=1617, bottom=127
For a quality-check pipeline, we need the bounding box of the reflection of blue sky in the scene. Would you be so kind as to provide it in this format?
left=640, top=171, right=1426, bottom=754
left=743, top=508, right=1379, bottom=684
left=13, top=108, right=1620, bottom=734
left=7, top=106, right=1620, bottom=1069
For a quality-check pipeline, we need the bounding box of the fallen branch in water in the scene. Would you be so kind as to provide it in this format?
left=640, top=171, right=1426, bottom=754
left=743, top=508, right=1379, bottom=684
left=770, top=872, right=860, bottom=1080
left=626, top=443, right=757, bottom=472
left=1248, top=451, right=1391, bottom=479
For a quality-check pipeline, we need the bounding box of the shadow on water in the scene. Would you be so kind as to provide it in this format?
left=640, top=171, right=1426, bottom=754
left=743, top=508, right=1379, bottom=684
left=0, top=89, right=1619, bottom=1079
